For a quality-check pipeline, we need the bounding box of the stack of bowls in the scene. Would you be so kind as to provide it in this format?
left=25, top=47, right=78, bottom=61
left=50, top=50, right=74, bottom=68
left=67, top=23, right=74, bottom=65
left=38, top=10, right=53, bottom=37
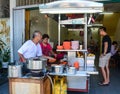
left=71, top=41, right=79, bottom=50
left=63, top=41, right=71, bottom=50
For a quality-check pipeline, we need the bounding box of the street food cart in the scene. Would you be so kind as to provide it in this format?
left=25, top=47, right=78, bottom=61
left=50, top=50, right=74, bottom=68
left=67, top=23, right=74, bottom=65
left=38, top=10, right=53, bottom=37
left=39, top=0, right=103, bottom=92
left=8, top=0, right=103, bottom=94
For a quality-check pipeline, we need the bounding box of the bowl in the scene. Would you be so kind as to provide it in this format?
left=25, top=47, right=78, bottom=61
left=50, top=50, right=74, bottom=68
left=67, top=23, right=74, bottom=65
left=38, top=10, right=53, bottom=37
left=57, top=45, right=63, bottom=50
left=51, top=64, right=64, bottom=74
left=67, top=67, right=76, bottom=74
left=48, top=58, right=56, bottom=63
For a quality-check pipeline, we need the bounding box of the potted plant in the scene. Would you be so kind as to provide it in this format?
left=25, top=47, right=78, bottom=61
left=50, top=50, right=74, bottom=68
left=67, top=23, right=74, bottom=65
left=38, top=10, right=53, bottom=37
left=0, top=39, right=7, bottom=68
left=2, top=48, right=10, bottom=68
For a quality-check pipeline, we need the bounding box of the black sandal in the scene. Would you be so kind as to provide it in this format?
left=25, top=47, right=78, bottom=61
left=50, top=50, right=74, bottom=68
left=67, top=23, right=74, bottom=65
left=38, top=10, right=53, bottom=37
left=98, top=82, right=109, bottom=86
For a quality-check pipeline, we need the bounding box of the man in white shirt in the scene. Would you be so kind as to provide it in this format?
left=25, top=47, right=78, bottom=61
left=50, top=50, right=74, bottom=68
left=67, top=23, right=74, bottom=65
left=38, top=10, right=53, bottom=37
left=18, top=31, right=42, bottom=62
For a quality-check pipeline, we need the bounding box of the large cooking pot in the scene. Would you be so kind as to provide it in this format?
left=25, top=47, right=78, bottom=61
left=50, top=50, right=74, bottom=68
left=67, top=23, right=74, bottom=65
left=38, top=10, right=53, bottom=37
left=27, top=58, right=47, bottom=71
left=51, top=64, right=64, bottom=74
left=8, top=64, right=22, bottom=77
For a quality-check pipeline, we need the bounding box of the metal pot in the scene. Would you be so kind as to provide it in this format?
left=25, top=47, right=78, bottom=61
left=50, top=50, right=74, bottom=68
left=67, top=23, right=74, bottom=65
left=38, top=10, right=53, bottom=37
left=27, top=58, right=47, bottom=71
left=67, top=67, right=76, bottom=74
left=8, top=64, right=22, bottom=77
left=51, top=64, right=64, bottom=74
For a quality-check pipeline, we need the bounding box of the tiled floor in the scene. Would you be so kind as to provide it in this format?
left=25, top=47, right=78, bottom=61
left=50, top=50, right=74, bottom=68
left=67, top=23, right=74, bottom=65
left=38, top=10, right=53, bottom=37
left=0, top=68, right=120, bottom=94
left=68, top=68, right=120, bottom=94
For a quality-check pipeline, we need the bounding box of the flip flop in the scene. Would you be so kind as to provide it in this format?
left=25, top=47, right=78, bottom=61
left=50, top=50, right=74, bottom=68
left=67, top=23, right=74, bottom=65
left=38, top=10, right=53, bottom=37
left=98, top=82, right=110, bottom=86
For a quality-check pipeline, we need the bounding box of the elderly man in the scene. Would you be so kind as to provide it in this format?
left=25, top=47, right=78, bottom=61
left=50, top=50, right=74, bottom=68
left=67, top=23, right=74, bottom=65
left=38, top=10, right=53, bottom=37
left=18, top=30, right=43, bottom=62
left=99, top=27, right=111, bottom=86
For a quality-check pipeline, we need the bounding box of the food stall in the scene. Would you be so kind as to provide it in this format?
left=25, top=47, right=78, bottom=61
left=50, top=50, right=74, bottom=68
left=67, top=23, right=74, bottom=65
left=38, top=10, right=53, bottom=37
left=8, top=0, right=103, bottom=94
left=39, top=0, right=103, bottom=93
left=8, top=58, right=52, bottom=94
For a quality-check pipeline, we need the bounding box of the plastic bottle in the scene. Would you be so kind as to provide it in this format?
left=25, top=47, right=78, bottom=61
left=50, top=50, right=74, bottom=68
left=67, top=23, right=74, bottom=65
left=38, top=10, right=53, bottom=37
left=74, top=61, right=79, bottom=70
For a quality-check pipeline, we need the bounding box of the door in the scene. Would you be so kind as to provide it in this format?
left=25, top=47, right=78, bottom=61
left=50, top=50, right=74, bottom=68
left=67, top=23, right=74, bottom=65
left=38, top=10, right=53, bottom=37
left=13, top=9, right=25, bottom=61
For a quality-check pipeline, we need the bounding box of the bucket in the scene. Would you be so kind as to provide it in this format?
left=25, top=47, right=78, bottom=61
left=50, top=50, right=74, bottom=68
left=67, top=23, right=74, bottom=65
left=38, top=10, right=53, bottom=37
left=8, top=65, right=22, bottom=77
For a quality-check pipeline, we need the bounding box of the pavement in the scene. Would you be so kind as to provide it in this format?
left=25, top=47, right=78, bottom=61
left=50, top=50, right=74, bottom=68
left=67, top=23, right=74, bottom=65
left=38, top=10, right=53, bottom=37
left=1, top=68, right=120, bottom=94
left=0, top=83, right=8, bottom=94
left=1, top=52, right=120, bottom=94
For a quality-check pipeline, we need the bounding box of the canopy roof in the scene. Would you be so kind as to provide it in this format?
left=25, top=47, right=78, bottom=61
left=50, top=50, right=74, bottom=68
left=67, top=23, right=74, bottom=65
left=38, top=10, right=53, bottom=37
left=96, top=0, right=120, bottom=4
left=39, top=0, right=104, bottom=14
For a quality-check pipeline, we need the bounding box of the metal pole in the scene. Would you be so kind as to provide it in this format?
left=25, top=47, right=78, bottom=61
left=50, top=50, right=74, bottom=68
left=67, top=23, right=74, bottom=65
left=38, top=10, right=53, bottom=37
left=58, top=14, right=61, bottom=46
left=84, top=13, right=87, bottom=70
left=84, top=13, right=87, bottom=50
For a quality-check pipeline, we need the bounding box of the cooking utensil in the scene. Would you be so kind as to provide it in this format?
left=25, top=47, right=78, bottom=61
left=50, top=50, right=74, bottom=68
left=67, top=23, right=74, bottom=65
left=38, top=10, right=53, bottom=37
left=27, top=58, right=47, bottom=71
left=51, top=64, right=64, bottom=74
left=57, top=45, right=63, bottom=50
left=67, top=67, right=76, bottom=74
left=8, top=64, right=22, bottom=77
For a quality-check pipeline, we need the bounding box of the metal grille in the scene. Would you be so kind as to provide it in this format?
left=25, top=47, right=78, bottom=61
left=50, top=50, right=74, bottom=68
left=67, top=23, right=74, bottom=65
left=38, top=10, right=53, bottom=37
left=16, top=0, right=56, bottom=6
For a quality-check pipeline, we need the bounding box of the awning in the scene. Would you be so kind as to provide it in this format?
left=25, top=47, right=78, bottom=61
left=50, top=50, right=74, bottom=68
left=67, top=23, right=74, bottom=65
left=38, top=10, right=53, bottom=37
left=39, top=0, right=104, bottom=14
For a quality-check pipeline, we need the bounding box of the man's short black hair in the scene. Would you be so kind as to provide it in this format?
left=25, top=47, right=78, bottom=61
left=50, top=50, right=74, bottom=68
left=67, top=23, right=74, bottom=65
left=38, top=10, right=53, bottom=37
left=112, top=41, right=118, bottom=45
left=42, top=34, right=49, bottom=39
left=99, top=26, right=107, bottom=32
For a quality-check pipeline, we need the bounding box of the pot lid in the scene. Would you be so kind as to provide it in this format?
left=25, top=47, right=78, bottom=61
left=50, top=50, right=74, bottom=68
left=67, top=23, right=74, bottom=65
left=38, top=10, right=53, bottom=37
left=39, top=0, right=104, bottom=14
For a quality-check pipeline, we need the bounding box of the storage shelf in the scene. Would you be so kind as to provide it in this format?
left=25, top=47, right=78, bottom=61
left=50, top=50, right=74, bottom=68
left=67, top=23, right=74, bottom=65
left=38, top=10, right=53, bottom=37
left=57, top=49, right=87, bottom=52
left=60, top=18, right=85, bottom=25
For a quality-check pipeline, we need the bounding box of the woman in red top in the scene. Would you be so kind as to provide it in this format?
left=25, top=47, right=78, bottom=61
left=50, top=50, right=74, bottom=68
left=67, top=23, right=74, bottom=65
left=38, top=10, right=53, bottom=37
left=40, top=34, right=57, bottom=57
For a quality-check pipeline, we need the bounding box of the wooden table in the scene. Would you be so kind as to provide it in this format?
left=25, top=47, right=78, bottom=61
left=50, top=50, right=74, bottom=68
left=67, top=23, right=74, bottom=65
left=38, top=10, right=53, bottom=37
left=9, top=77, right=51, bottom=94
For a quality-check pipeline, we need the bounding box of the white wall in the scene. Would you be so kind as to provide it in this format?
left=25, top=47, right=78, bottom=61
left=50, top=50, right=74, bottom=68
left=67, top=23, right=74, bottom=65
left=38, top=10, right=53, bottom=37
left=30, top=10, right=67, bottom=47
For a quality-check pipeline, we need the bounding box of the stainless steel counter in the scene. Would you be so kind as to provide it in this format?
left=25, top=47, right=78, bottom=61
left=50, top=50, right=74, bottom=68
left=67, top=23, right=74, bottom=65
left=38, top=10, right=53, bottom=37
left=49, top=66, right=98, bottom=77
